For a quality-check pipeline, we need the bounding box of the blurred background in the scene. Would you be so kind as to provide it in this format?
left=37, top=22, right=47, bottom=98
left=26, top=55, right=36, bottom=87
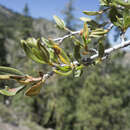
left=0, top=0, right=130, bottom=130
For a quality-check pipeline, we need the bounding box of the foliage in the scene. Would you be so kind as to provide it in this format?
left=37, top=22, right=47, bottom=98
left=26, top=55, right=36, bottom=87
left=0, top=0, right=130, bottom=130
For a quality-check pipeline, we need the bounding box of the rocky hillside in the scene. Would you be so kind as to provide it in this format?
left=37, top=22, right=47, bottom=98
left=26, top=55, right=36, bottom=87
left=0, top=5, right=59, bottom=130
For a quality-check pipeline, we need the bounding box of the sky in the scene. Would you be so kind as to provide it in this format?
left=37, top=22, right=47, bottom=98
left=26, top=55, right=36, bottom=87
left=0, top=0, right=129, bottom=46
left=0, top=0, right=100, bottom=19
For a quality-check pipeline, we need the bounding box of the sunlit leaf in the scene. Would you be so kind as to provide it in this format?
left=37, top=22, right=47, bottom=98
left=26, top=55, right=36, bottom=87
left=100, top=0, right=108, bottom=6
left=26, top=38, right=37, bottom=48
left=41, top=37, right=53, bottom=48
left=91, top=28, right=108, bottom=35
left=80, top=17, right=92, bottom=22
left=115, top=0, right=130, bottom=8
left=73, top=69, right=83, bottom=78
left=0, top=75, right=11, bottom=80
left=53, top=15, right=66, bottom=29
left=21, top=40, right=46, bottom=64
left=82, top=22, right=89, bottom=45
left=56, top=65, right=71, bottom=72
left=83, top=10, right=104, bottom=16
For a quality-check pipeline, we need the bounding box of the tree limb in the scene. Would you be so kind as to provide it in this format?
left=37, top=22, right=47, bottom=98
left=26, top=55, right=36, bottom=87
left=90, top=40, right=130, bottom=60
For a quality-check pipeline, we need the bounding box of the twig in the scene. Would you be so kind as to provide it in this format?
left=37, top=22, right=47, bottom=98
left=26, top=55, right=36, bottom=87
left=53, top=31, right=80, bottom=44
left=43, top=71, right=54, bottom=80
left=120, top=32, right=125, bottom=43
left=90, top=40, right=130, bottom=60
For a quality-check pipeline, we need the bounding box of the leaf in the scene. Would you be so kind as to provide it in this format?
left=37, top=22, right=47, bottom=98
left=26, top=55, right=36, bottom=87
left=73, top=65, right=84, bottom=78
left=53, top=69, right=72, bottom=76
left=60, top=49, right=71, bottom=64
left=82, top=22, right=89, bottom=45
left=123, top=9, right=130, bottom=31
left=53, top=15, right=66, bottom=29
left=58, top=55, right=69, bottom=64
left=124, top=16, right=130, bottom=29
left=89, top=34, right=103, bottom=38
left=80, top=17, right=92, bottom=22
left=21, top=40, right=46, bottom=64
left=0, top=66, right=24, bottom=76
left=0, top=86, right=25, bottom=96
left=73, top=69, right=83, bottom=78
left=109, top=7, right=122, bottom=27
left=56, top=65, right=71, bottom=72
left=91, top=28, right=108, bottom=35
left=37, top=40, right=50, bottom=63
left=98, top=40, right=104, bottom=58
left=115, top=0, right=130, bottom=8
left=26, top=38, right=37, bottom=48
left=41, top=37, right=53, bottom=48
left=25, top=81, right=43, bottom=96
left=100, top=0, right=108, bottom=6
left=71, top=36, right=83, bottom=46
left=74, top=45, right=81, bottom=61
left=53, top=44, right=70, bottom=64
left=0, top=75, right=11, bottom=80
left=83, top=10, right=104, bottom=16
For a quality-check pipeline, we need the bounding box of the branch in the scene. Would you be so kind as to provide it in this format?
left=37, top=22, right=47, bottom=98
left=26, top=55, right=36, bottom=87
left=53, top=31, right=80, bottom=44
left=91, top=40, right=130, bottom=60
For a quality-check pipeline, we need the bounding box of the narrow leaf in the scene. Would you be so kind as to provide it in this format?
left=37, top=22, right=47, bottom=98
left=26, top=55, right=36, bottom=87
left=53, top=15, right=66, bottom=29
left=21, top=41, right=46, bottom=64
left=74, top=45, right=81, bottom=61
left=53, top=69, right=72, bottom=76
left=98, top=40, right=104, bottom=58
left=83, top=10, right=104, bottom=16
left=37, top=40, right=50, bottom=63
left=0, top=66, right=24, bottom=76
left=0, top=86, right=25, bottom=96
left=115, top=0, right=130, bottom=8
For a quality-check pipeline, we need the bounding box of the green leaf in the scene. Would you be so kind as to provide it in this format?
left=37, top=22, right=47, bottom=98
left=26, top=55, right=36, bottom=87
left=91, top=28, right=108, bottom=35
left=98, top=40, right=104, bottom=58
left=100, top=0, right=108, bottom=6
left=41, top=37, right=53, bottom=48
left=0, top=66, right=24, bottom=76
left=21, top=40, right=46, bottom=64
left=80, top=17, right=92, bottom=22
left=0, top=86, right=25, bottom=96
left=56, top=65, right=71, bottom=72
left=109, top=7, right=122, bottom=27
left=73, top=66, right=83, bottom=78
left=26, top=38, right=37, bottom=48
left=71, top=36, right=83, bottom=47
left=53, top=15, right=66, bottom=29
left=83, top=10, right=104, bottom=16
left=115, top=0, right=130, bottom=8
left=124, top=16, right=130, bottom=29
left=74, top=45, right=81, bottom=61
left=82, top=22, right=89, bottom=45
left=53, top=69, right=72, bottom=76
left=123, top=9, right=130, bottom=30
left=61, top=49, right=71, bottom=64
left=37, top=40, right=50, bottom=63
